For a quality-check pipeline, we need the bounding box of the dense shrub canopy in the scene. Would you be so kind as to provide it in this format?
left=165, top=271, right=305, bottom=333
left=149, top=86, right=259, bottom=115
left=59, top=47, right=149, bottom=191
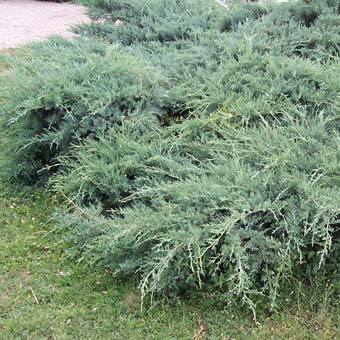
left=2, top=0, right=340, bottom=312
left=1, top=39, right=171, bottom=181
left=55, top=114, right=340, bottom=311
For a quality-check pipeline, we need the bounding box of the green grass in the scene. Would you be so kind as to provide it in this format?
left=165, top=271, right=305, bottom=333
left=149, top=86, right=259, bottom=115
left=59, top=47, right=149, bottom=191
left=0, top=187, right=339, bottom=339
left=0, top=188, right=196, bottom=339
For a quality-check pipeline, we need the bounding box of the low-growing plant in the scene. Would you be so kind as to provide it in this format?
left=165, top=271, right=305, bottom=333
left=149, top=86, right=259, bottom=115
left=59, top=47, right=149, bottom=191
left=4, top=0, right=340, bottom=181
left=2, top=0, right=340, bottom=313
left=54, top=114, right=340, bottom=313
left=1, top=38, right=172, bottom=181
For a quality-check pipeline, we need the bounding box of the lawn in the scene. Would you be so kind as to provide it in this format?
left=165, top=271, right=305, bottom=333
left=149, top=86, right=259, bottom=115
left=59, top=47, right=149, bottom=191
left=1, top=187, right=339, bottom=339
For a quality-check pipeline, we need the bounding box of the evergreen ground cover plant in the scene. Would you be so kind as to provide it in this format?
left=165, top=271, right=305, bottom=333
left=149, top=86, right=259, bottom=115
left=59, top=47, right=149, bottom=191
left=1, top=0, right=340, bottom=315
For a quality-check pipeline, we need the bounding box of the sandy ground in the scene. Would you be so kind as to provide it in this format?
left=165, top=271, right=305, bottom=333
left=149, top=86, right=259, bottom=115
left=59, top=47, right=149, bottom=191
left=0, top=0, right=90, bottom=49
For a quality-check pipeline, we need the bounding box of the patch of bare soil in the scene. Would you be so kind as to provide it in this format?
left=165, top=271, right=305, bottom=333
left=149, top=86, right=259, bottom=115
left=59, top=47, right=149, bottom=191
left=0, top=0, right=90, bottom=49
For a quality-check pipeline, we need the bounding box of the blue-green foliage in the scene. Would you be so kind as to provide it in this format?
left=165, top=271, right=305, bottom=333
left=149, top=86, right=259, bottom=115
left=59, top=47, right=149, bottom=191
left=4, top=0, right=340, bottom=180
left=55, top=113, right=340, bottom=310
left=1, top=39, right=170, bottom=181
left=2, top=0, right=340, bottom=311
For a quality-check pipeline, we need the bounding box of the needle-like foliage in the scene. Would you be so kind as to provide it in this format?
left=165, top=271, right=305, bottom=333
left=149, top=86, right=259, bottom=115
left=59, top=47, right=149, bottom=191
left=2, top=0, right=340, bottom=313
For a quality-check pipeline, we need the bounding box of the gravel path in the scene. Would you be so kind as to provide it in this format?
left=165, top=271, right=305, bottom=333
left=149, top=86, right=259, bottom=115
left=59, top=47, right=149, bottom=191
left=0, top=0, right=90, bottom=49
